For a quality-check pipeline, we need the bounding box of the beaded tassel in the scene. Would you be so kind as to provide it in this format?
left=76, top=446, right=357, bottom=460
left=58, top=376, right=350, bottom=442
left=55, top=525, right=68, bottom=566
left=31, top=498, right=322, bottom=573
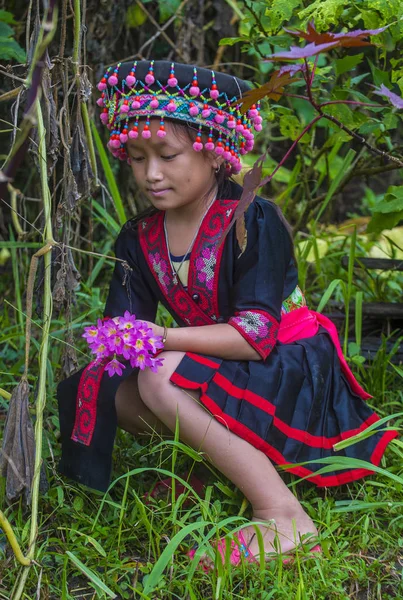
left=189, top=67, right=200, bottom=97
left=126, top=61, right=137, bottom=87
left=193, top=125, right=203, bottom=151
left=142, top=116, right=152, bottom=139
left=157, top=117, right=166, bottom=138
left=108, top=63, right=120, bottom=87
left=129, top=116, right=139, bottom=139
left=145, top=60, right=155, bottom=85
left=210, top=71, right=219, bottom=100
left=168, top=63, right=178, bottom=87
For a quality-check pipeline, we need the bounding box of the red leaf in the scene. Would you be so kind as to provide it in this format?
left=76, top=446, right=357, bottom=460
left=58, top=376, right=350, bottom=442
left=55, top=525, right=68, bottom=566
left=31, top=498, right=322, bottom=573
left=284, top=19, right=389, bottom=48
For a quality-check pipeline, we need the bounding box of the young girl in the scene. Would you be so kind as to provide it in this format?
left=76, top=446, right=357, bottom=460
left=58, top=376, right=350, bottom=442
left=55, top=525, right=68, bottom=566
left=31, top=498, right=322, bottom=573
left=57, top=60, right=397, bottom=566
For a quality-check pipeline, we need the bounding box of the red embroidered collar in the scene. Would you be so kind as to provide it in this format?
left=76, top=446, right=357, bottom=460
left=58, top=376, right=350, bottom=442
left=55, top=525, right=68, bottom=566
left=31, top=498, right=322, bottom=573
left=139, top=198, right=237, bottom=326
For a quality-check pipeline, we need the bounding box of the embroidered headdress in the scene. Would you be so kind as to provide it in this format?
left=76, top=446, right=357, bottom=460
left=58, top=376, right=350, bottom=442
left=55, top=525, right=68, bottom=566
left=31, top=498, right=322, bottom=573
left=96, top=60, right=262, bottom=176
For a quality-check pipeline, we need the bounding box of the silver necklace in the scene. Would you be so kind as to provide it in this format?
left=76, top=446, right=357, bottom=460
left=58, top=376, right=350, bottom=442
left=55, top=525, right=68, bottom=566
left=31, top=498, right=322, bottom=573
left=164, top=196, right=217, bottom=285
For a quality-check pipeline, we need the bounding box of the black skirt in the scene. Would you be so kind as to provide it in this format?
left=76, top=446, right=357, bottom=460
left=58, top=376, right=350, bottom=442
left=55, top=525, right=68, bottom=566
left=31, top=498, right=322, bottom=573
left=57, top=327, right=396, bottom=491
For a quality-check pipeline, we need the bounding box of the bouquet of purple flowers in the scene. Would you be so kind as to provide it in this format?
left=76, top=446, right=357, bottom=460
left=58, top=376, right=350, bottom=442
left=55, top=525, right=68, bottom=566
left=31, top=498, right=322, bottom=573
left=82, top=311, right=164, bottom=377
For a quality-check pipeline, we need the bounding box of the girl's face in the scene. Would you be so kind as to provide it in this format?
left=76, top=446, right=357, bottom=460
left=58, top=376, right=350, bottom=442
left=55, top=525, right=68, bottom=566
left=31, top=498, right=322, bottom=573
left=126, top=118, right=222, bottom=212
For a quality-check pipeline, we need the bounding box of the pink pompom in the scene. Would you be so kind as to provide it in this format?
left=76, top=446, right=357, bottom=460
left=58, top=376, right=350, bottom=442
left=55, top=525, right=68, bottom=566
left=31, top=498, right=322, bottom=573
left=168, top=77, right=178, bottom=87
left=157, top=129, right=167, bottom=138
left=210, top=89, right=219, bottom=100
left=131, top=100, right=141, bottom=110
left=245, top=141, right=254, bottom=151
left=190, top=86, right=200, bottom=97
left=106, top=123, right=112, bottom=130
left=236, top=124, right=244, bottom=133
left=142, top=130, right=152, bottom=139
left=243, top=129, right=253, bottom=140
left=215, top=146, right=224, bottom=155
left=227, top=119, right=236, bottom=129
left=193, top=142, right=203, bottom=152
left=240, top=147, right=247, bottom=155
left=231, top=162, right=242, bottom=175
left=97, top=81, right=107, bottom=91
left=248, top=109, right=258, bottom=118
left=96, top=97, right=105, bottom=107
left=126, top=75, right=136, bottom=87
left=100, top=113, right=109, bottom=124
left=120, top=133, right=128, bottom=143
left=254, top=116, right=263, bottom=125
left=254, top=123, right=263, bottom=132
left=167, top=102, right=176, bottom=112
left=129, top=129, right=138, bottom=139
left=111, top=149, right=120, bottom=157
left=150, top=98, right=159, bottom=108
left=223, top=151, right=232, bottom=161
left=205, top=142, right=215, bottom=151
left=214, top=114, right=225, bottom=124
left=145, top=74, right=155, bottom=85
left=111, top=139, right=121, bottom=148
left=189, top=106, right=199, bottom=116
left=120, top=104, right=129, bottom=113
left=202, top=109, right=211, bottom=118
left=108, top=75, right=118, bottom=86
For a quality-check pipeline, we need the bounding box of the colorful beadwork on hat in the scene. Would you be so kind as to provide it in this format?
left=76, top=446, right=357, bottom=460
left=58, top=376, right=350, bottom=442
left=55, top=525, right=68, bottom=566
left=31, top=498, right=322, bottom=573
left=96, top=60, right=262, bottom=175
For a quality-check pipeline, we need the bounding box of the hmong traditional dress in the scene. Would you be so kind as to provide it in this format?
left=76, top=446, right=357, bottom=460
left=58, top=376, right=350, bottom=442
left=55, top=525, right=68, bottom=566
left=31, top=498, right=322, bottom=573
left=57, top=181, right=397, bottom=492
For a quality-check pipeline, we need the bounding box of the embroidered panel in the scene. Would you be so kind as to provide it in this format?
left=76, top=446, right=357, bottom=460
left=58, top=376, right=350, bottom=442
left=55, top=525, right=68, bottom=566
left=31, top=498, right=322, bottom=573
left=139, top=200, right=237, bottom=326
left=228, top=310, right=279, bottom=359
left=71, top=359, right=108, bottom=445
left=281, top=285, right=307, bottom=315
left=189, top=200, right=237, bottom=320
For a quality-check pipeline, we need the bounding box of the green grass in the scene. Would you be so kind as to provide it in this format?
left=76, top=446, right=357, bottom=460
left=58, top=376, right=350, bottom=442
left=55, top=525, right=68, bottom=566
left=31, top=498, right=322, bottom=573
left=1, top=205, right=402, bottom=599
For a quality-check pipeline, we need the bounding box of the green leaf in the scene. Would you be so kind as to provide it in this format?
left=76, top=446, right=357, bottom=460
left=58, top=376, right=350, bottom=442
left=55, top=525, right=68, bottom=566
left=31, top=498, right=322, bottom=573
left=219, top=37, right=248, bottom=46
left=0, top=21, right=14, bottom=37
left=367, top=209, right=403, bottom=234
left=158, top=0, right=182, bottom=22
left=267, top=0, right=301, bottom=32
left=0, top=37, right=26, bottom=62
left=126, top=4, right=147, bottom=27
left=368, top=58, right=391, bottom=87
left=372, top=186, right=403, bottom=213
left=0, top=10, right=16, bottom=23
left=335, top=53, right=364, bottom=76
left=279, top=114, right=310, bottom=142
left=66, top=551, right=117, bottom=598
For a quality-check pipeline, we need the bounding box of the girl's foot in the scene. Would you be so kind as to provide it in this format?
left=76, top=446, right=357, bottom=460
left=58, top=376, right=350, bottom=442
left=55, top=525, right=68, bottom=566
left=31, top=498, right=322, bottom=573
left=197, top=501, right=318, bottom=570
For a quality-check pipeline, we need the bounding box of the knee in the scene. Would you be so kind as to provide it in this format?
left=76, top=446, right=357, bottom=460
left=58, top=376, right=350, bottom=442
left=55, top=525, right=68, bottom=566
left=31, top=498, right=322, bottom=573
left=138, top=351, right=181, bottom=410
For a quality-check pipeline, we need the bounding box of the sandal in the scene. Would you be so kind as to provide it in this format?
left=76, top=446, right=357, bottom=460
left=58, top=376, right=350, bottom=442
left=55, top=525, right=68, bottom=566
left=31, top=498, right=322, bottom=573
left=187, top=530, right=257, bottom=571
left=188, top=530, right=321, bottom=570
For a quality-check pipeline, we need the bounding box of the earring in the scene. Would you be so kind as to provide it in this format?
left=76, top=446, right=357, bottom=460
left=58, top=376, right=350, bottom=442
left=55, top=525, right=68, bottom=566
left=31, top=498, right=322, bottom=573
left=215, top=166, right=220, bottom=174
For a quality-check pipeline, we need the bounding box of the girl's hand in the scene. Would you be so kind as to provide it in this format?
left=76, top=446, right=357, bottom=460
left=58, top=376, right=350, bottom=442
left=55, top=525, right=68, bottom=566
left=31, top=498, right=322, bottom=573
left=141, top=320, right=164, bottom=339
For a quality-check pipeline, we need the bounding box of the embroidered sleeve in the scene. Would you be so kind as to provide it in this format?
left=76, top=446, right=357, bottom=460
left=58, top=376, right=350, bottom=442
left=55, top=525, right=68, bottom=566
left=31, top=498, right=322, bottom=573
left=227, top=198, right=293, bottom=360
left=228, top=310, right=279, bottom=359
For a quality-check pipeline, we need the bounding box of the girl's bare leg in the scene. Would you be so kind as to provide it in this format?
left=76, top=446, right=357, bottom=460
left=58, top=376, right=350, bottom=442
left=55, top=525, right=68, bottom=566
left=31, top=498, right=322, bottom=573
left=115, top=370, right=171, bottom=437
left=137, top=351, right=318, bottom=562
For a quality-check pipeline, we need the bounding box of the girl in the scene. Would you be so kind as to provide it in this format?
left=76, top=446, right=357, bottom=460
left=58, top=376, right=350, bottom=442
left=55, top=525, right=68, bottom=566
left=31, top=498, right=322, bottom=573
left=57, top=60, right=397, bottom=567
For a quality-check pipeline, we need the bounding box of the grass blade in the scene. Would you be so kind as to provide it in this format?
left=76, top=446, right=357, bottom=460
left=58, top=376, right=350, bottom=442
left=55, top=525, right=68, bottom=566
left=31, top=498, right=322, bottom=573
left=66, top=551, right=117, bottom=598
left=90, top=121, right=127, bottom=225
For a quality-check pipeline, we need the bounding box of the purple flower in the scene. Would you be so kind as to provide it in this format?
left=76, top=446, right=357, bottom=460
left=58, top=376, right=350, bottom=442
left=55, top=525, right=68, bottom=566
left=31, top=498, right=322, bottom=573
left=105, top=358, right=125, bottom=377
left=83, top=312, right=164, bottom=376
left=149, top=356, right=165, bottom=373
left=82, top=325, right=100, bottom=343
